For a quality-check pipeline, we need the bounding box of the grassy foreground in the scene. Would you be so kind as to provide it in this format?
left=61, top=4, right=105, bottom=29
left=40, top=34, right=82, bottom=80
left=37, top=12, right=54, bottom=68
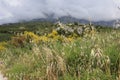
left=0, top=23, right=120, bottom=80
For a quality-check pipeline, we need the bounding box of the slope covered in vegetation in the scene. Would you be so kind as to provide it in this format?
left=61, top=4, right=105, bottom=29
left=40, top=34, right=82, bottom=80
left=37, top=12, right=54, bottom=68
left=0, top=22, right=120, bottom=80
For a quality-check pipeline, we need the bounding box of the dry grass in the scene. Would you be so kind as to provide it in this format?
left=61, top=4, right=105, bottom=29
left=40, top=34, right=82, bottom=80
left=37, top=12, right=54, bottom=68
left=0, top=27, right=120, bottom=80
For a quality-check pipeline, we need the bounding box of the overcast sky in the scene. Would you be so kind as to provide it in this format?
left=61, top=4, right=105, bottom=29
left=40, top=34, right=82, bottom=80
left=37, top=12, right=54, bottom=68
left=0, top=0, right=120, bottom=24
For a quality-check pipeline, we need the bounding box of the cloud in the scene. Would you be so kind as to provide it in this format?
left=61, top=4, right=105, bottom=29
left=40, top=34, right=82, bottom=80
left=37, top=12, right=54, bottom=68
left=0, top=0, right=120, bottom=24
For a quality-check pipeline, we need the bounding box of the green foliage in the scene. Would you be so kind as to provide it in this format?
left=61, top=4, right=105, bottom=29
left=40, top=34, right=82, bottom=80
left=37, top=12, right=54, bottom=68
left=0, top=22, right=120, bottom=80
left=0, top=22, right=53, bottom=42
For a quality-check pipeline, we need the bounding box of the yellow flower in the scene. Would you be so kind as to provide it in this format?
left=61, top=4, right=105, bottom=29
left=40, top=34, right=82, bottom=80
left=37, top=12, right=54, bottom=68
left=52, top=35, right=61, bottom=41
left=24, top=31, right=39, bottom=39
left=48, top=30, right=58, bottom=38
left=23, top=31, right=40, bottom=43
left=39, top=36, right=49, bottom=42
left=67, top=37, right=74, bottom=42
left=52, top=30, right=58, bottom=35
left=0, top=42, right=7, bottom=51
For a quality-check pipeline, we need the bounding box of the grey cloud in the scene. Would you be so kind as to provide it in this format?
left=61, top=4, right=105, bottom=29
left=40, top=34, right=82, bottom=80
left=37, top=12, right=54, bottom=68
left=0, top=0, right=120, bottom=24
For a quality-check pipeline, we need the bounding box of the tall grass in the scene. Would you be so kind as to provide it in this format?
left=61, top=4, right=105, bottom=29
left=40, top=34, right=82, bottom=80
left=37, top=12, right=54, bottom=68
left=0, top=27, right=120, bottom=80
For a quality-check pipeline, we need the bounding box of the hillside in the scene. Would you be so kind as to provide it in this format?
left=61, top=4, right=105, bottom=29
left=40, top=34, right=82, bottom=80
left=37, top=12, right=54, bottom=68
left=0, top=22, right=120, bottom=80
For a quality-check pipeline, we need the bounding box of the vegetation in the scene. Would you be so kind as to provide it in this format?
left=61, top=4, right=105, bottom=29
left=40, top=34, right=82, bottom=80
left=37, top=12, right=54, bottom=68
left=0, top=22, right=120, bottom=80
left=0, top=22, right=54, bottom=41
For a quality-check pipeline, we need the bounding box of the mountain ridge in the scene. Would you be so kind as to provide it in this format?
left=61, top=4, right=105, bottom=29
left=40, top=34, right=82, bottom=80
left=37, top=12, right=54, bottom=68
left=31, top=16, right=119, bottom=27
left=1, top=16, right=119, bottom=27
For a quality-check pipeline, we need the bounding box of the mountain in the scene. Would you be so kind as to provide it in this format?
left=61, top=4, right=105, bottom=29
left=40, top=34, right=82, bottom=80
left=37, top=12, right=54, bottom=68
left=31, top=16, right=118, bottom=27
left=92, top=20, right=116, bottom=27
left=1, top=16, right=119, bottom=27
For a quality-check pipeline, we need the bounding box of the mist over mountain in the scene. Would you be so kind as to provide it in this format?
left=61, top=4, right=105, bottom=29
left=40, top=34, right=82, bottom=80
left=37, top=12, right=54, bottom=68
left=0, top=0, right=120, bottom=25
left=30, top=16, right=117, bottom=27
left=0, top=15, right=118, bottom=27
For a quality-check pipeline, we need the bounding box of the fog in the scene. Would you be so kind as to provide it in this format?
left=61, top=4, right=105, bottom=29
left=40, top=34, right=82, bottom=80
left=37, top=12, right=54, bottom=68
left=0, top=0, right=120, bottom=24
